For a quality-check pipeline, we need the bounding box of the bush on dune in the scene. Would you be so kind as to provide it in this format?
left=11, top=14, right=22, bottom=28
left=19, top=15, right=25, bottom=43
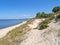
left=38, top=14, right=55, bottom=30
left=52, top=6, right=60, bottom=13
left=38, top=19, right=49, bottom=30
left=39, top=23, right=48, bottom=30
left=36, top=12, right=49, bottom=18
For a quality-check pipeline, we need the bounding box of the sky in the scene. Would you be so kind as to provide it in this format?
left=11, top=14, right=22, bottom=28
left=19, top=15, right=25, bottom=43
left=0, top=0, right=60, bottom=19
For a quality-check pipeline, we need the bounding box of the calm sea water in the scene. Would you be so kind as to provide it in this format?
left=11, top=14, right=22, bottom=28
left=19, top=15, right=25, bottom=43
left=0, top=19, right=28, bottom=29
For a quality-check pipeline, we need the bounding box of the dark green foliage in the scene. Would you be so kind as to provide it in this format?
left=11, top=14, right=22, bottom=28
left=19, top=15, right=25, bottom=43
left=55, top=14, right=60, bottom=22
left=36, top=12, right=49, bottom=18
left=36, top=12, right=41, bottom=18
left=48, top=13, right=54, bottom=17
left=40, top=12, right=48, bottom=18
left=38, top=19, right=49, bottom=30
left=41, top=19, right=49, bottom=24
left=56, top=15, right=60, bottom=18
left=40, top=23, right=48, bottom=30
left=52, top=6, right=60, bottom=13
left=49, top=15, right=55, bottom=20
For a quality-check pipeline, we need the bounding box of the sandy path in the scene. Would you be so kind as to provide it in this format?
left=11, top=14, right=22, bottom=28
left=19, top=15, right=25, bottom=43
left=28, top=19, right=45, bottom=29
left=0, top=21, right=27, bottom=38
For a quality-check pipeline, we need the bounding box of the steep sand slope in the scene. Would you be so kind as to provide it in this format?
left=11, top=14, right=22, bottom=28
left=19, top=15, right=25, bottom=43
left=0, top=19, right=43, bottom=39
left=20, top=21, right=60, bottom=45
left=28, top=19, right=45, bottom=29
left=0, top=19, right=44, bottom=45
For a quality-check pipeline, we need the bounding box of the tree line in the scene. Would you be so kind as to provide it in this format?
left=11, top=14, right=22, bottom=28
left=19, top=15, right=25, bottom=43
left=35, top=6, right=60, bottom=30
left=36, top=6, right=60, bottom=18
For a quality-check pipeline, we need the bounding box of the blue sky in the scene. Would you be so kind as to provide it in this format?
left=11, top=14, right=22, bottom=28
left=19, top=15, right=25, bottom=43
left=0, top=0, right=60, bottom=19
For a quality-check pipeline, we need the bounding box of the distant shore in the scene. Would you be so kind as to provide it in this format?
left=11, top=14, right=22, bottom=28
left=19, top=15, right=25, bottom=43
left=0, top=21, right=27, bottom=38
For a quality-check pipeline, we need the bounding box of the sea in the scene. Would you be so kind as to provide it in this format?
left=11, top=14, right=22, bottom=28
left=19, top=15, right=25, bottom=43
left=0, top=19, right=28, bottom=29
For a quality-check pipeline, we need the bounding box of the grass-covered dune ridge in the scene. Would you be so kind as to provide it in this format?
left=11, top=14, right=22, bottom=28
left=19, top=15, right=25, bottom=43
left=0, top=18, right=43, bottom=45
left=0, top=19, right=35, bottom=45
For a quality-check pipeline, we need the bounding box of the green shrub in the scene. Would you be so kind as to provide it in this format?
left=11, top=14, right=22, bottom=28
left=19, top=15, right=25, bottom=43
left=55, top=14, right=60, bottom=22
left=42, top=19, right=49, bottom=24
left=36, top=12, right=49, bottom=18
left=38, top=15, right=55, bottom=30
left=36, top=12, right=41, bottom=18
left=52, top=6, right=60, bottom=13
left=38, top=19, right=49, bottom=30
left=39, top=24, right=48, bottom=30
left=49, top=15, right=55, bottom=20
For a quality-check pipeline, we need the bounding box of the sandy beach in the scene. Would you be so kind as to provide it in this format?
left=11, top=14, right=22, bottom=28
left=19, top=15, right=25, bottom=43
left=0, top=21, right=27, bottom=38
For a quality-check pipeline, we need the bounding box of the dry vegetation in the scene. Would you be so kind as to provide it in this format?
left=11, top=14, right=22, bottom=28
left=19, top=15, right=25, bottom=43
left=0, top=19, right=35, bottom=45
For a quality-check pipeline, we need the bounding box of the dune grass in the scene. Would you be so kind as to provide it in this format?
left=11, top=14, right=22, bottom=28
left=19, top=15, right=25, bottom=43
left=0, top=19, right=34, bottom=45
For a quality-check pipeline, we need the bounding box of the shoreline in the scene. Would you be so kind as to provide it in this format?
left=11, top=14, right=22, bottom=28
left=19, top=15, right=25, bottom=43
left=0, top=21, right=27, bottom=38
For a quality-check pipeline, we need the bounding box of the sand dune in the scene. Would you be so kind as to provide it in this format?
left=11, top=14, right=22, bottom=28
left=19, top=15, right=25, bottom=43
left=20, top=20, right=60, bottom=45
left=0, top=19, right=59, bottom=45
left=0, top=21, right=27, bottom=38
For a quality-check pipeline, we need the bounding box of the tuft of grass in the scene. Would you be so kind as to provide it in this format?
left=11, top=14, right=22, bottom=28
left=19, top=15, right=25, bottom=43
left=39, top=23, right=48, bottom=30
left=38, top=19, right=49, bottom=30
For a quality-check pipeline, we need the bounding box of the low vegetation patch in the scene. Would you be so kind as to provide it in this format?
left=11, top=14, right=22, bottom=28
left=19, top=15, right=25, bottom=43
left=38, top=19, right=49, bottom=30
left=39, top=23, right=48, bottom=30
left=36, top=12, right=49, bottom=18
left=38, top=14, right=55, bottom=30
